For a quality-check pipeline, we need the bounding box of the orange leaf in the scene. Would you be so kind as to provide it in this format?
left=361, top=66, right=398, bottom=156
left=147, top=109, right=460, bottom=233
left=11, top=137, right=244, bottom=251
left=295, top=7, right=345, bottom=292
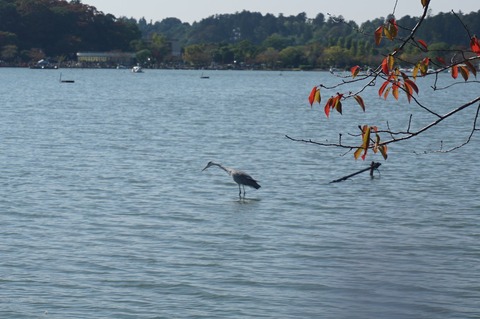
left=418, top=39, right=428, bottom=51
left=354, top=147, right=364, bottom=160
left=392, top=83, right=399, bottom=100
left=381, top=57, right=389, bottom=74
left=470, top=36, right=480, bottom=55
left=379, top=145, right=388, bottom=160
left=374, top=26, right=383, bottom=46
left=383, top=87, right=391, bottom=100
left=421, top=0, right=430, bottom=8
left=351, top=65, right=360, bottom=78
left=451, top=65, right=458, bottom=79
left=324, top=97, right=333, bottom=118
left=354, top=95, right=366, bottom=112
left=388, top=55, right=395, bottom=71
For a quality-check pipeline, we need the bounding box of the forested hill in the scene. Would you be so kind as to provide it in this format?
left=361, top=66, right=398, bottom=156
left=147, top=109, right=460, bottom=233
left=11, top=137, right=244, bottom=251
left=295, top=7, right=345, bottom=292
left=138, top=9, right=480, bottom=48
left=1, top=0, right=479, bottom=68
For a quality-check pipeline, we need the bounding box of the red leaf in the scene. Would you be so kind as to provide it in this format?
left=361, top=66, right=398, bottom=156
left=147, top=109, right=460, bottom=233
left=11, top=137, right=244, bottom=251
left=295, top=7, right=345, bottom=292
left=471, top=36, right=480, bottom=55
left=404, top=79, right=419, bottom=94
left=418, top=39, right=428, bottom=51
left=378, top=80, right=389, bottom=97
left=374, top=26, right=383, bottom=46
left=351, top=65, right=360, bottom=78
left=308, top=86, right=317, bottom=106
left=436, top=57, right=446, bottom=66
left=324, top=97, right=333, bottom=118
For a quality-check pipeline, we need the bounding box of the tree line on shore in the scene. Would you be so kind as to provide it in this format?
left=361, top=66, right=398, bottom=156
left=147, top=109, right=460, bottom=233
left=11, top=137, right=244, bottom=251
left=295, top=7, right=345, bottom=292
left=1, top=0, right=479, bottom=69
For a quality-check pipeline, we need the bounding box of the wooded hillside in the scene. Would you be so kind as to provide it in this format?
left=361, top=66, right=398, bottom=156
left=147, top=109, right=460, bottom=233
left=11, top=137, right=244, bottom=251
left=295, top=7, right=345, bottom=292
left=1, top=0, right=478, bottom=68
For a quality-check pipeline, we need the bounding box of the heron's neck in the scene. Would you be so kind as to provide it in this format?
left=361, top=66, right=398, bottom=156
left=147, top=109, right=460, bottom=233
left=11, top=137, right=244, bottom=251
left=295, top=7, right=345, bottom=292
left=213, top=163, right=232, bottom=175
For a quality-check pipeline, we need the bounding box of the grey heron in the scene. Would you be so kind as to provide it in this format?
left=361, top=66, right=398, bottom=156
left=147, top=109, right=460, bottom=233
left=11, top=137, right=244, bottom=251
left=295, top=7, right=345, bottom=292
left=202, top=161, right=261, bottom=198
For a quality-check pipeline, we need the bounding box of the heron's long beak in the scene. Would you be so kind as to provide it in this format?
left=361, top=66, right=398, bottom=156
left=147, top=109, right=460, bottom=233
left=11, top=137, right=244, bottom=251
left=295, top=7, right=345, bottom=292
left=202, top=166, right=208, bottom=171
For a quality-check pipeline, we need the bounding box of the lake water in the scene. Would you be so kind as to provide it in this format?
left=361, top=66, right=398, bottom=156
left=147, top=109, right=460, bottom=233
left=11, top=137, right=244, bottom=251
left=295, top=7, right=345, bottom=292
left=1, top=68, right=479, bottom=319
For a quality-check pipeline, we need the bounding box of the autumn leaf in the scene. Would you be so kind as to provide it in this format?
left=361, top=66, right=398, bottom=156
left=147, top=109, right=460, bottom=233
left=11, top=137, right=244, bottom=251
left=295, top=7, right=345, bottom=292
left=418, top=39, right=428, bottom=51
left=324, top=97, right=334, bottom=117
left=308, top=86, right=319, bottom=107
left=421, top=0, right=430, bottom=8
left=384, top=19, right=398, bottom=41
left=459, top=65, right=469, bottom=81
left=470, top=35, right=480, bottom=55
left=314, top=88, right=321, bottom=104
left=358, top=125, right=371, bottom=160
left=403, top=79, right=419, bottom=103
left=354, top=95, right=366, bottom=112
left=383, top=87, right=391, bottom=100
left=333, top=94, right=343, bottom=114
left=464, top=60, right=477, bottom=78
left=451, top=65, right=458, bottom=79
left=392, top=83, right=400, bottom=100
left=379, top=145, right=388, bottom=160
left=335, top=100, right=342, bottom=114
left=374, top=26, right=383, bottom=45
left=351, top=65, right=360, bottom=78
left=378, top=80, right=390, bottom=97
left=404, top=79, right=419, bottom=94
left=354, top=147, right=364, bottom=160
left=381, top=55, right=395, bottom=74
left=436, top=56, right=446, bottom=66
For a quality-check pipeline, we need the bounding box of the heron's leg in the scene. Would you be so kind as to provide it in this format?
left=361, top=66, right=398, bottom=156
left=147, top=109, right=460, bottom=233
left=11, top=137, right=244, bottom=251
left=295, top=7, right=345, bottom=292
left=238, top=184, right=242, bottom=198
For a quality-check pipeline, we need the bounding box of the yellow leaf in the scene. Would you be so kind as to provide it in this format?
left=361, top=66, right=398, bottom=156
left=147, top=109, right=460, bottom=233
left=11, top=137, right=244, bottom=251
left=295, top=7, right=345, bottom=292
left=314, top=88, right=321, bottom=103
left=354, top=147, right=364, bottom=160
left=388, top=55, right=395, bottom=71
left=362, top=125, right=371, bottom=149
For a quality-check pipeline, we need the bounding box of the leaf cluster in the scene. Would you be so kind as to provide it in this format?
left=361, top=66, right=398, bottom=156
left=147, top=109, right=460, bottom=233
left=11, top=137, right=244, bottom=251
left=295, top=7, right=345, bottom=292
left=303, top=1, right=480, bottom=161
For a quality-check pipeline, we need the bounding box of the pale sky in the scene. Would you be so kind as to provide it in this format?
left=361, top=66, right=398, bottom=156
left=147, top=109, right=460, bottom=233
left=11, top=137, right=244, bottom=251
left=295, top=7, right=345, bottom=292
left=84, top=0, right=479, bottom=24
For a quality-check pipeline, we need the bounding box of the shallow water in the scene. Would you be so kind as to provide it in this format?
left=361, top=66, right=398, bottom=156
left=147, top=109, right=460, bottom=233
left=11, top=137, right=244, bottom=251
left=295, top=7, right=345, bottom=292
left=1, top=68, right=479, bottom=318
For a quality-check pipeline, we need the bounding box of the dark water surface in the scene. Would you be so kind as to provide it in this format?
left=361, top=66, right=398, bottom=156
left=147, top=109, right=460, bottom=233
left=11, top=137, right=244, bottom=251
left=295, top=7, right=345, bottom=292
left=1, top=68, right=479, bottom=318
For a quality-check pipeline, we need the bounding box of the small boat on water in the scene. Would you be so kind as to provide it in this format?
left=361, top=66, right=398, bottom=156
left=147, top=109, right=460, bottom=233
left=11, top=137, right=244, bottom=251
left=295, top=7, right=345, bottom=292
left=30, top=59, right=58, bottom=69
left=59, top=73, right=74, bottom=83
left=132, top=65, right=143, bottom=73
left=200, top=72, right=209, bottom=79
